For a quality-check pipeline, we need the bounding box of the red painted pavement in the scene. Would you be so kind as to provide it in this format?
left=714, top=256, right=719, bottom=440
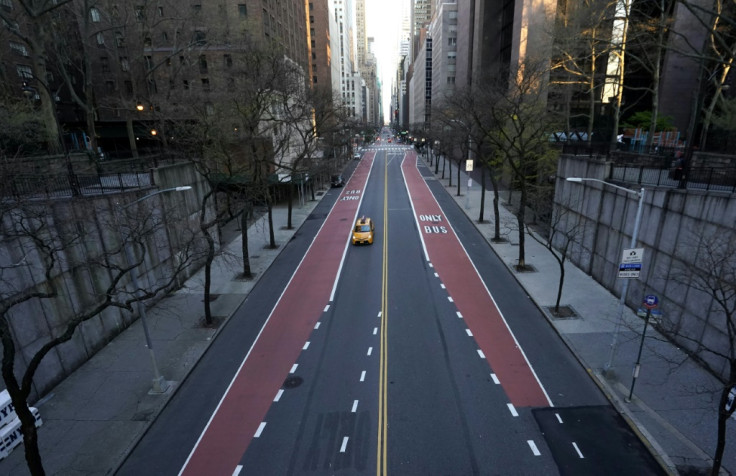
left=401, top=153, right=550, bottom=408
left=180, top=154, right=376, bottom=475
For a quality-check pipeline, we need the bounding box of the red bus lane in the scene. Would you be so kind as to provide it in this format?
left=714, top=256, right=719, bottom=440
left=401, top=153, right=551, bottom=408
left=180, top=154, right=375, bottom=475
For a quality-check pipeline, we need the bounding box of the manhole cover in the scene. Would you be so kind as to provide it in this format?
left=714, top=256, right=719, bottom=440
left=283, top=376, right=303, bottom=389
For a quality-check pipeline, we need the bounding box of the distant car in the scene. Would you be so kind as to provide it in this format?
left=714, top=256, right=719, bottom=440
left=353, top=152, right=361, bottom=160
left=331, top=174, right=345, bottom=187
left=352, top=216, right=375, bottom=245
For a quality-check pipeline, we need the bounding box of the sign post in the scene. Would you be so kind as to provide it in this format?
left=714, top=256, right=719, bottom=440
left=627, top=294, right=658, bottom=402
left=619, top=248, right=644, bottom=278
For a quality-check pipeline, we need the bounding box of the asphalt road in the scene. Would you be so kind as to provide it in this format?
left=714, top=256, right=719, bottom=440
left=118, top=133, right=664, bottom=475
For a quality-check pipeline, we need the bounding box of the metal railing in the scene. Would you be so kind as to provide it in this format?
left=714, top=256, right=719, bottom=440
left=3, top=171, right=155, bottom=200
left=609, top=164, right=736, bottom=193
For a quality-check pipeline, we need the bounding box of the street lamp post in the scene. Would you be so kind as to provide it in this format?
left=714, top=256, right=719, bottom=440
left=119, top=186, right=191, bottom=394
left=566, top=177, right=645, bottom=374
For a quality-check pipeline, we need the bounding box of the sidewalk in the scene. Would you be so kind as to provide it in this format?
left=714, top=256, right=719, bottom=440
left=426, top=153, right=735, bottom=475
left=0, top=193, right=326, bottom=475
left=1, top=152, right=733, bottom=475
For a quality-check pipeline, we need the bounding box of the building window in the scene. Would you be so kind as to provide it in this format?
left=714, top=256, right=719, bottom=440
left=309, top=2, right=313, bottom=11
left=158, top=6, right=163, bottom=16
left=124, top=80, right=133, bottom=95
left=101, top=56, right=110, bottom=72
left=105, top=80, right=115, bottom=93
left=201, top=78, right=210, bottom=91
left=199, top=55, right=208, bottom=73
left=144, top=36, right=152, bottom=47
left=162, top=31, right=168, bottom=41
left=313, top=75, right=317, bottom=83
left=134, top=5, right=145, bottom=21
left=111, top=5, right=119, bottom=17
left=192, top=4, right=201, bottom=13
left=16, top=64, right=33, bottom=79
left=309, top=15, right=314, bottom=23
left=115, top=31, right=125, bottom=47
left=89, top=7, right=101, bottom=22
left=9, top=41, right=28, bottom=56
left=193, top=30, right=206, bottom=45
left=311, top=52, right=316, bottom=60
left=120, top=57, right=129, bottom=71
left=144, top=55, right=153, bottom=70
left=224, top=54, right=232, bottom=67
left=183, top=80, right=189, bottom=90
left=238, top=4, right=247, bottom=17
left=96, top=32, right=105, bottom=46
left=448, top=37, right=456, bottom=46
left=447, top=76, right=455, bottom=84
left=1, top=0, right=13, bottom=10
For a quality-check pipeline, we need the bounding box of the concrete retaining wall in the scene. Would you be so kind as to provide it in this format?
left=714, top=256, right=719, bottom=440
left=555, top=155, right=736, bottom=378
left=1, top=162, right=209, bottom=401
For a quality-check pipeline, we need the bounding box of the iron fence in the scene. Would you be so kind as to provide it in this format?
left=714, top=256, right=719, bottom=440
left=3, top=171, right=154, bottom=200
left=609, top=164, right=736, bottom=193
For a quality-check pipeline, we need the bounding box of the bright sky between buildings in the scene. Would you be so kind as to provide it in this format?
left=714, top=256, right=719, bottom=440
left=366, top=0, right=403, bottom=124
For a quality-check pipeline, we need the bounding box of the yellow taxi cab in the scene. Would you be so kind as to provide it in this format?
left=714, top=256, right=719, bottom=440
left=352, top=216, right=375, bottom=245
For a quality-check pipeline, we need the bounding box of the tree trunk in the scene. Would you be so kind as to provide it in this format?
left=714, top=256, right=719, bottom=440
left=287, top=183, right=293, bottom=230
left=1, top=330, right=45, bottom=475
left=555, top=259, right=565, bottom=313
left=517, top=182, right=527, bottom=268
left=202, top=228, right=214, bottom=325
left=456, top=159, right=461, bottom=196
left=241, top=209, right=252, bottom=278
left=267, top=194, right=276, bottom=249
left=478, top=165, right=486, bottom=223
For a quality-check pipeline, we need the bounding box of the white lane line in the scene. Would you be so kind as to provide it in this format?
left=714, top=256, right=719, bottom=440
left=440, top=283, right=446, bottom=289
left=527, top=440, right=541, bottom=456
left=555, top=413, right=563, bottom=424
left=572, top=442, right=584, bottom=458
left=274, top=389, right=284, bottom=402
left=491, top=373, right=500, bottom=384
left=314, top=322, right=321, bottom=329
left=290, top=364, right=298, bottom=374
left=360, top=371, right=366, bottom=382
left=340, top=437, right=349, bottom=453
left=254, top=422, right=267, bottom=438
left=233, top=465, right=243, bottom=476
left=303, top=341, right=310, bottom=350
left=352, top=400, right=359, bottom=412
left=434, top=272, right=439, bottom=277
left=466, top=329, right=473, bottom=337
left=456, top=311, right=463, bottom=319
left=429, top=263, right=434, bottom=268
left=448, top=296, right=454, bottom=302
left=324, top=305, right=330, bottom=312
left=373, top=327, right=378, bottom=335
left=477, top=349, right=486, bottom=359
left=377, top=311, right=382, bottom=318
left=507, top=403, right=518, bottom=417
left=367, top=347, right=373, bottom=356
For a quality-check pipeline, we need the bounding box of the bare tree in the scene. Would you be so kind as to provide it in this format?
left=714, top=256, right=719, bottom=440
left=665, top=229, right=736, bottom=476
left=485, top=63, right=560, bottom=269
left=0, top=180, right=198, bottom=474
left=527, top=192, right=586, bottom=314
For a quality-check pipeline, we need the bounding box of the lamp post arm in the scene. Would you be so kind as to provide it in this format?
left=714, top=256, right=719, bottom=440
left=122, top=186, right=192, bottom=209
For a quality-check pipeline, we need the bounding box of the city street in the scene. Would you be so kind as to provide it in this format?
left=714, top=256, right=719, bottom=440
left=118, top=140, right=663, bottom=475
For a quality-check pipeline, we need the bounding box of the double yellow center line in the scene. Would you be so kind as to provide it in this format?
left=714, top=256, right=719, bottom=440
left=377, top=152, right=389, bottom=475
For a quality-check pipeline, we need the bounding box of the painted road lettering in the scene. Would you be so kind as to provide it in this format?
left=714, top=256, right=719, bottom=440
left=341, top=189, right=361, bottom=201
left=419, top=214, right=447, bottom=234
left=423, top=225, right=448, bottom=234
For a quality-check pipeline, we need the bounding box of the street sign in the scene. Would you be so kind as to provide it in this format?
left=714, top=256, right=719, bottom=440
left=618, top=263, right=642, bottom=278
left=643, top=294, right=659, bottom=309
left=622, top=248, right=644, bottom=264
left=465, top=159, right=474, bottom=172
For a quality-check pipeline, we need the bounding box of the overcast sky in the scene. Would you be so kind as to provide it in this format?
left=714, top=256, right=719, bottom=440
left=365, top=0, right=404, bottom=123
